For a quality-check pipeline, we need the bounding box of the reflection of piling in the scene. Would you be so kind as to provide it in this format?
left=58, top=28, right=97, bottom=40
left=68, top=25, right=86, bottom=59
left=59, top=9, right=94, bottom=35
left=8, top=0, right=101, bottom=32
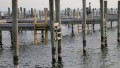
left=110, top=21, right=113, bottom=28
left=49, top=0, right=56, bottom=67
left=71, top=24, right=75, bottom=36
left=100, top=0, right=105, bottom=49
left=12, top=0, right=19, bottom=65
left=118, top=1, right=120, bottom=43
left=10, top=31, right=13, bottom=48
left=82, top=0, right=86, bottom=53
left=0, top=31, right=2, bottom=48
left=104, top=1, right=107, bottom=47
left=41, top=30, right=44, bottom=42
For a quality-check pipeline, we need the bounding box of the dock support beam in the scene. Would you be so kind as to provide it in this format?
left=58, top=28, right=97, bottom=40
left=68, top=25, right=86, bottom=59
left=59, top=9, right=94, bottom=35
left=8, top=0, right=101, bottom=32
left=49, top=0, right=57, bottom=67
left=0, top=31, right=2, bottom=48
left=82, top=0, right=87, bottom=53
left=12, top=0, right=19, bottom=65
left=100, top=0, right=105, bottom=49
left=55, top=0, right=62, bottom=65
left=118, top=1, right=120, bottom=43
left=104, top=1, right=107, bottom=47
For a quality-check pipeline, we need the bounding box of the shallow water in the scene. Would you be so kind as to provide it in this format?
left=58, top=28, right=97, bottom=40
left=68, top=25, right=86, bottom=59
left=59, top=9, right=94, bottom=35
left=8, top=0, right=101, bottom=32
left=0, top=22, right=120, bottom=68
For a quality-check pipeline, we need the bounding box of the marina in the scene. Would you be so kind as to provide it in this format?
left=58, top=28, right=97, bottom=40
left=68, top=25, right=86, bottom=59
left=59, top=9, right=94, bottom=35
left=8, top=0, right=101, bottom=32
left=0, top=0, right=120, bottom=68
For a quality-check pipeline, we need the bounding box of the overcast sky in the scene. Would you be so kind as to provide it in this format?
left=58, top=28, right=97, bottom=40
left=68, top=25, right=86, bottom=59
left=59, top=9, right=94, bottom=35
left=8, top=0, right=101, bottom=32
left=0, top=0, right=118, bottom=11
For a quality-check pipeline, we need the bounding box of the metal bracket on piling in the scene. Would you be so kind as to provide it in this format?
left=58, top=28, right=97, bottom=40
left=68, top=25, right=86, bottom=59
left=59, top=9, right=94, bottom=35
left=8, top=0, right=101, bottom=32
left=54, top=23, right=62, bottom=41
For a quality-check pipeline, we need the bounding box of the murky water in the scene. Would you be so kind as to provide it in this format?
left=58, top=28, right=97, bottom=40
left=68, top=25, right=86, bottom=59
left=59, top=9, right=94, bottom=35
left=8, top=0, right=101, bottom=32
left=0, top=22, right=120, bottom=68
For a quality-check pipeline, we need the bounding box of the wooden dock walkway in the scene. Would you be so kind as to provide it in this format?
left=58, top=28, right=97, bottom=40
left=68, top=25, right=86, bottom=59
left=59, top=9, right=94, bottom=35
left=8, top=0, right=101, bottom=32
left=0, top=14, right=118, bottom=31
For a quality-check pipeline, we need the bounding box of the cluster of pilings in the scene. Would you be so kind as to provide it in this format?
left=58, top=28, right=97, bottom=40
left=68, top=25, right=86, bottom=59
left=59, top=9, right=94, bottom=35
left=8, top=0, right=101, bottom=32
left=0, top=0, right=62, bottom=68
left=3, top=7, right=45, bottom=19
left=1, top=0, right=120, bottom=68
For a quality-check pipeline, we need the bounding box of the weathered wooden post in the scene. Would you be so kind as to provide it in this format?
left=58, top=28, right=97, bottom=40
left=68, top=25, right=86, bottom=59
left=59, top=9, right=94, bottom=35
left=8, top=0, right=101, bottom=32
left=44, top=8, right=48, bottom=45
left=100, top=0, right=105, bottom=49
left=12, top=0, right=19, bottom=65
left=65, top=8, right=66, bottom=16
left=34, top=9, right=38, bottom=45
left=31, top=8, right=33, bottom=17
left=0, top=11, right=1, bottom=17
left=104, top=1, right=108, bottom=47
left=72, top=9, right=75, bottom=36
left=91, top=8, right=95, bottom=32
left=118, top=1, right=120, bottom=43
left=28, top=10, right=30, bottom=17
left=39, top=10, right=41, bottom=19
left=20, top=7, right=22, bottom=18
left=111, top=8, right=113, bottom=14
left=82, top=0, right=87, bottom=53
left=55, top=0, right=62, bottom=64
left=49, top=0, right=57, bottom=67
left=0, top=31, right=2, bottom=48
left=77, top=8, right=81, bottom=33
left=92, top=8, right=94, bottom=16
left=23, top=8, right=26, bottom=18
left=8, top=7, right=11, bottom=17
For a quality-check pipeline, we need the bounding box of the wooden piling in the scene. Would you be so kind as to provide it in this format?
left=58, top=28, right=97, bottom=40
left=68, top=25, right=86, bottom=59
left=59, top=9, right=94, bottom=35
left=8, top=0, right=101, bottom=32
left=39, top=10, right=41, bottom=19
left=23, top=8, right=26, bottom=18
left=65, top=8, right=66, bottom=16
left=49, top=0, right=57, bottom=66
left=0, top=31, right=2, bottom=48
left=55, top=0, right=62, bottom=64
left=31, top=8, right=33, bottom=17
left=100, top=0, right=105, bottom=49
left=118, top=1, right=120, bottom=43
left=12, top=0, right=19, bottom=65
left=44, top=8, right=48, bottom=45
left=34, top=9, right=38, bottom=45
left=8, top=7, right=11, bottom=17
left=104, top=1, right=108, bottom=47
left=77, top=8, right=80, bottom=33
left=10, top=31, right=13, bottom=48
left=82, top=0, right=87, bottom=52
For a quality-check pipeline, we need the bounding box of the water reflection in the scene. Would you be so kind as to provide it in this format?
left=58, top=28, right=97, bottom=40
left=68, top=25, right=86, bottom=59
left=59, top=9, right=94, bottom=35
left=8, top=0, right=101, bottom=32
left=81, top=50, right=90, bottom=68
left=100, top=48, right=108, bottom=68
left=14, top=65, right=19, bottom=68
